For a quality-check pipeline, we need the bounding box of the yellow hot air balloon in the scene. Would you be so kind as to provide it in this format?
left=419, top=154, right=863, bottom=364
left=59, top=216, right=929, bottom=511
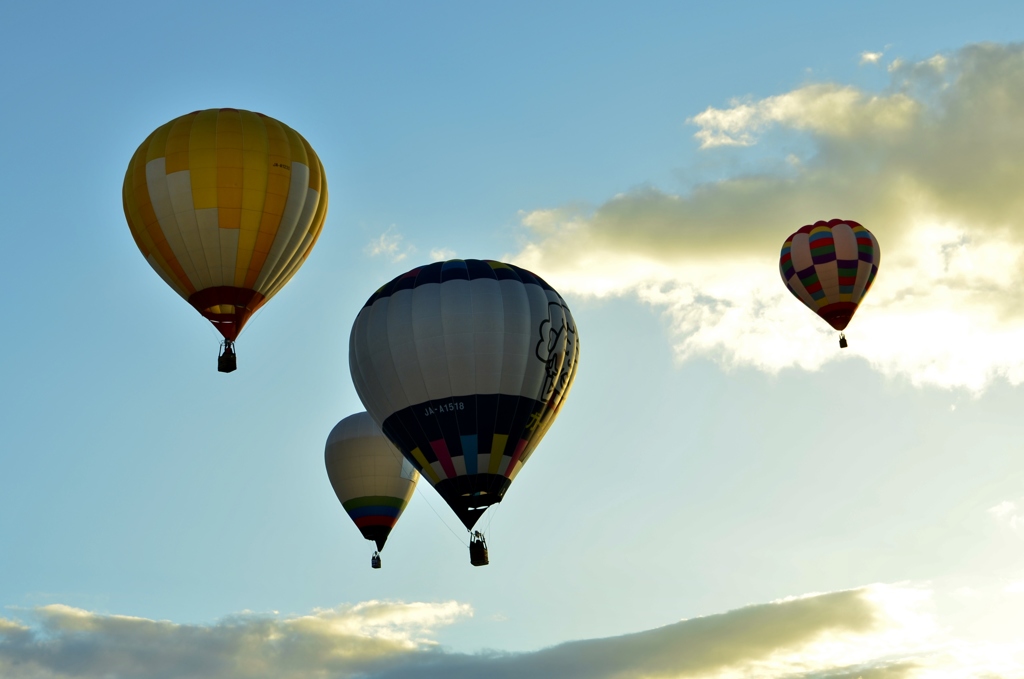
left=122, top=108, right=328, bottom=371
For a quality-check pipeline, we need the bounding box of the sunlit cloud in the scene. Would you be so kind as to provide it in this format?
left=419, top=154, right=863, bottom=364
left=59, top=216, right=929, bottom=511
left=688, top=83, right=917, bottom=148
left=511, top=43, right=1024, bottom=391
left=861, top=50, right=884, bottom=64
left=0, top=600, right=470, bottom=679
left=1, top=586, right=1020, bottom=678
left=366, top=226, right=416, bottom=263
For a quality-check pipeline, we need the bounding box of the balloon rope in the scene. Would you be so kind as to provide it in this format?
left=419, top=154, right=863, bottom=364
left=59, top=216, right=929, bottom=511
left=378, top=443, right=468, bottom=547
left=415, top=484, right=469, bottom=547
left=233, top=305, right=267, bottom=341
left=484, top=501, right=499, bottom=539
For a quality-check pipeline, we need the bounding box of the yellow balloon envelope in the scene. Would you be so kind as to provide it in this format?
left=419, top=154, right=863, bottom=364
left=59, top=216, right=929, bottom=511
left=122, top=108, right=328, bottom=348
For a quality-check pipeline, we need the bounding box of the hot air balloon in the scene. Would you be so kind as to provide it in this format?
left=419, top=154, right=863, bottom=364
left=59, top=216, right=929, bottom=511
left=325, top=412, right=418, bottom=569
left=780, top=219, right=880, bottom=347
left=122, top=108, right=328, bottom=372
left=349, top=259, right=579, bottom=566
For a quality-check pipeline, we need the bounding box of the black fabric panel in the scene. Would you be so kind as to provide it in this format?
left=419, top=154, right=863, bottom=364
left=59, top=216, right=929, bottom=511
left=491, top=264, right=522, bottom=282
left=361, top=259, right=557, bottom=305
left=440, top=259, right=470, bottom=282
left=466, top=259, right=498, bottom=280
left=414, top=261, right=443, bottom=286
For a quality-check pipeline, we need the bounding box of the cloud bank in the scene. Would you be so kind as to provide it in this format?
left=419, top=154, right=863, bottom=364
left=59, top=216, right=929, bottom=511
left=1, top=585, right=1020, bottom=678
left=511, top=42, right=1024, bottom=391
left=0, top=600, right=470, bottom=679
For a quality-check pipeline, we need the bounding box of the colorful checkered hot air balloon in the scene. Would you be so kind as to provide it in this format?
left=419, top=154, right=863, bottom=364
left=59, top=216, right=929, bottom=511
left=325, top=412, right=418, bottom=569
left=349, top=259, right=579, bottom=566
left=122, top=108, right=328, bottom=372
left=779, top=219, right=880, bottom=347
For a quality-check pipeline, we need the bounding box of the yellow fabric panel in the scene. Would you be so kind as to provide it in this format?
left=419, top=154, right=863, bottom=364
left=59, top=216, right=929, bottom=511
left=310, top=156, right=328, bottom=236
left=283, top=125, right=308, bottom=168
left=234, top=111, right=270, bottom=286
left=215, top=110, right=243, bottom=229
left=144, top=123, right=171, bottom=164
left=409, top=447, right=441, bottom=485
left=302, top=136, right=321, bottom=192
left=488, top=434, right=508, bottom=474
left=506, top=461, right=524, bottom=482
left=124, top=144, right=152, bottom=257
left=188, top=110, right=219, bottom=210
left=242, top=116, right=291, bottom=288
left=163, top=113, right=197, bottom=174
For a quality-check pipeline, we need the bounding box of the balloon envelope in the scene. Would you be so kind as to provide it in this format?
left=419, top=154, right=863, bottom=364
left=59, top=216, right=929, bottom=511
left=325, top=412, right=418, bottom=551
left=122, top=108, right=328, bottom=340
left=779, top=219, right=880, bottom=331
left=349, top=259, right=579, bottom=530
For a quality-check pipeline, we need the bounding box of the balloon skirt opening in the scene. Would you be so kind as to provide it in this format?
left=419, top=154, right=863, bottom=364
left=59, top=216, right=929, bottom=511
left=357, top=525, right=393, bottom=553
left=817, top=302, right=858, bottom=332
left=189, top=286, right=266, bottom=341
left=434, top=474, right=512, bottom=530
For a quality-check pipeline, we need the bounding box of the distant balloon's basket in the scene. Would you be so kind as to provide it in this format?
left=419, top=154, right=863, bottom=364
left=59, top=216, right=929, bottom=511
left=469, top=531, right=489, bottom=567
left=218, top=340, right=237, bottom=373
left=371, top=551, right=382, bottom=569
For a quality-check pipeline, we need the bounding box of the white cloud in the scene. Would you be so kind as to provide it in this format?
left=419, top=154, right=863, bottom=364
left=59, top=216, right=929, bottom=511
left=990, top=500, right=1024, bottom=532
left=2, top=587, right=1020, bottom=679
left=429, top=247, right=457, bottom=262
left=366, top=226, right=415, bottom=263
left=861, top=51, right=884, bottom=64
left=511, top=43, right=1024, bottom=391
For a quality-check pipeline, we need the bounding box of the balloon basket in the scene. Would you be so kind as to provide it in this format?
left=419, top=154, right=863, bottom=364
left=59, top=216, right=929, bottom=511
left=371, top=552, right=381, bottom=569
left=218, top=340, right=237, bottom=373
left=469, top=532, right=489, bottom=567
left=839, top=334, right=848, bottom=349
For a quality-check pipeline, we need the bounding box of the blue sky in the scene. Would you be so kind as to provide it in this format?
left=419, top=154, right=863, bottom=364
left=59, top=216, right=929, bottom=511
left=4, top=1, right=1024, bottom=676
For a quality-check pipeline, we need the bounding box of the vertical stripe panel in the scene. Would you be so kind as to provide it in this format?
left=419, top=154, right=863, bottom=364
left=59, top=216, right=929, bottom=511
left=243, top=117, right=291, bottom=288
left=215, top=110, right=243, bottom=231
left=126, top=146, right=193, bottom=295
left=165, top=171, right=212, bottom=289
left=470, top=278, right=504, bottom=394
left=386, top=290, right=429, bottom=410
left=252, top=161, right=310, bottom=290
left=440, top=279, right=475, bottom=396
left=497, top=279, right=530, bottom=395
left=234, top=111, right=270, bottom=287
left=412, top=283, right=452, bottom=401
left=146, top=158, right=203, bottom=290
